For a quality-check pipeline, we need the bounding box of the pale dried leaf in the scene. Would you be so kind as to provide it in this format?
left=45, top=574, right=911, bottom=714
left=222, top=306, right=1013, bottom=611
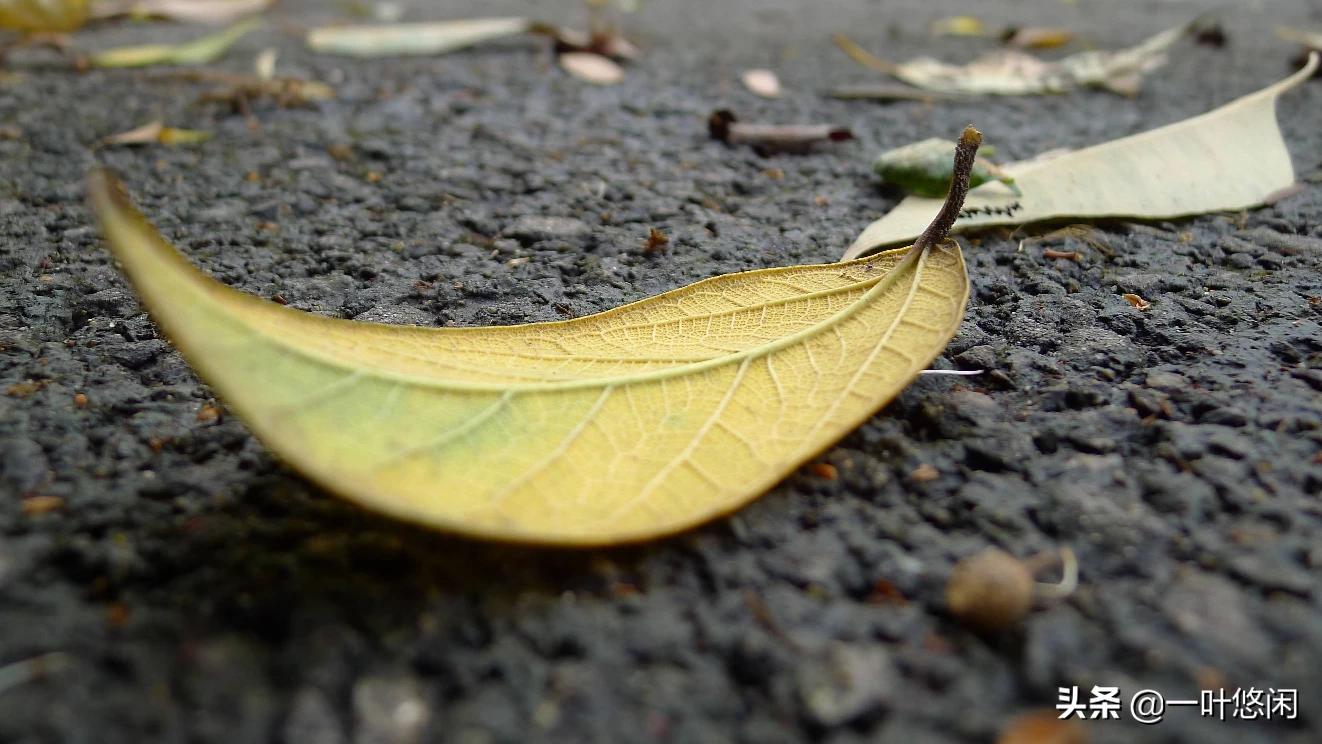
left=88, top=172, right=969, bottom=544
left=559, top=51, right=624, bottom=85
left=891, top=23, right=1185, bottom=96
left=305, top=17, right=531, bottom=57
left=843, top=55, right=1317, bottom=258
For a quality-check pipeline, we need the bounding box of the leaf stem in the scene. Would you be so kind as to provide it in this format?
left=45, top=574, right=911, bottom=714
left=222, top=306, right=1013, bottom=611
left=913, top=125, right=981, bottom=252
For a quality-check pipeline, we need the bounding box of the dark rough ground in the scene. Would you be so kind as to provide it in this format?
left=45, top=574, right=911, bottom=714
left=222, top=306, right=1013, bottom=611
left=2, top=0, right=1322, bottom=742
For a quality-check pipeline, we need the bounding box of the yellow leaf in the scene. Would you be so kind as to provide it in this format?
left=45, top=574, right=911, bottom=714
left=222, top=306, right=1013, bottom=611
left=87, top=172, right=969, bottom=545
left=844, top=54, right=1319, bottom=259
left=90, top=17, right=259, bottom=68
left=0, top=0, right=89, bottom=32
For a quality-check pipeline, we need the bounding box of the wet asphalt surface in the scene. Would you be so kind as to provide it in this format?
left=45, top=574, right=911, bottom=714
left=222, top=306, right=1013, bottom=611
left=2, top=0, right=1322, bottom=742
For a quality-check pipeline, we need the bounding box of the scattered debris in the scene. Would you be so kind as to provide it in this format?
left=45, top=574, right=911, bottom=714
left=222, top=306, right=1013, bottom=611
left=89, top=0, right=271, bottom=25
left=1122, top=293, right=1151, bottom=310
left=844, top=55, right=1318, bottom=258
left=168, top=69, right=334, bottom=112
left=809, top=462, right=838, bottom=480
left=909, top=463, right=939, bottom=482
left=875, top=137, right=1018, bottom=197
left=708, top=109, right=852, bottom=155
left=642, top=227, right=668, bottom=254
left=530, top=21, right=639, bottom=61
left=740, top=68, right=780, bottom=98
left=837, top=23, right=1188, bottom=96
left=101, top=120, right=211, bottom=147
left=305, top=17, right=532, bottom=57
left=946, top=548, right=1035, bottom=631
left=1042, top=249, right=1081, bottom=261
left=253, top=46, right=275, bottom=79
left=930, top=16, right=987, bottom=38
left=1192, top=18, right=1228, bottom=48
left=996, top=710, right=1086, bottom=744
left=90, top=17, right=259, bottom=67
left=196, top=402, right=222, bottom=423
left=21, top=495, right=64, bottom=515
left=1001, top=27, right=1075, bottom=50
left=558, top=51, right=624, bottom=85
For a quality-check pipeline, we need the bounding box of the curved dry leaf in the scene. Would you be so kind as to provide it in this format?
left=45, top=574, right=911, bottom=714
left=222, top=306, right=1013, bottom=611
left=741, top=68, right=781, bottom=98
left=844, top=54, right=1318, bottom=259
left=89, top=0, right=270, bottom=24
left=306, top=18, right=531, bottom=57
left=0, top=0, right=89, bottom=32
left=90, top=17, right=259, bottom=67
left=87, top=172, right=968, bottom=545
left=559, top=51, right=624, bottom=85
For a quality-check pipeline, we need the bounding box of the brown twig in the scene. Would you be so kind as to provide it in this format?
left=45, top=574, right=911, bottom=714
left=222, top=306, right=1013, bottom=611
left=913, top=125, right=981, bottom=252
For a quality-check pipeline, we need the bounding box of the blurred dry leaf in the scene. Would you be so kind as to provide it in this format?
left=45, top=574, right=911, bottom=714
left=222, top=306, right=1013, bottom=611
left=843, top=23, right=1186, bottom=96
left=90, top=0, right=270, bottom=24
left=559, top=51, right=623, bottom=84
left=87, top=150, right=972, bottom=544
left=305, top=17, right=531, bottom=57
left=0, top=0, right=90, bottom=32
left=90, top=16, right=258, bottom=66
left=102, top=120, right=211, bottom=146
left=844, top=54, right=1318, bottom=258
left=741, top=68, right=781, bottom=98
left=1002, top=26, right=1075, bottom=50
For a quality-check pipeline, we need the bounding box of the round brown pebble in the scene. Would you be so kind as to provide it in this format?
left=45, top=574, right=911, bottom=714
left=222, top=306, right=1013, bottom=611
left=945, top=548, right=1034, bottom=631
left=72, top=393, right=88, bottom=408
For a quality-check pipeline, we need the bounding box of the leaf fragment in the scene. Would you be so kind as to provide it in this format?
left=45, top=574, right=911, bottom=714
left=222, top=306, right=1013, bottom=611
left=101, top=119, right=211, bottom=147
left=843, top=54, right=1318, bottom=259
left=305, top=17, right=532, bottom=57
left=90, top=17, right=258, bottom=67
left=87, top=138, right=975, bottom=543
left=89, top=0, right=270, bottom=24
left=558, top=51, right=624, bottom=85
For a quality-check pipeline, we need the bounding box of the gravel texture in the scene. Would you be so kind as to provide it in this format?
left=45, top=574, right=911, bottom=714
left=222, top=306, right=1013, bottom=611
left=2, top=0, right=1321, bottom=742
